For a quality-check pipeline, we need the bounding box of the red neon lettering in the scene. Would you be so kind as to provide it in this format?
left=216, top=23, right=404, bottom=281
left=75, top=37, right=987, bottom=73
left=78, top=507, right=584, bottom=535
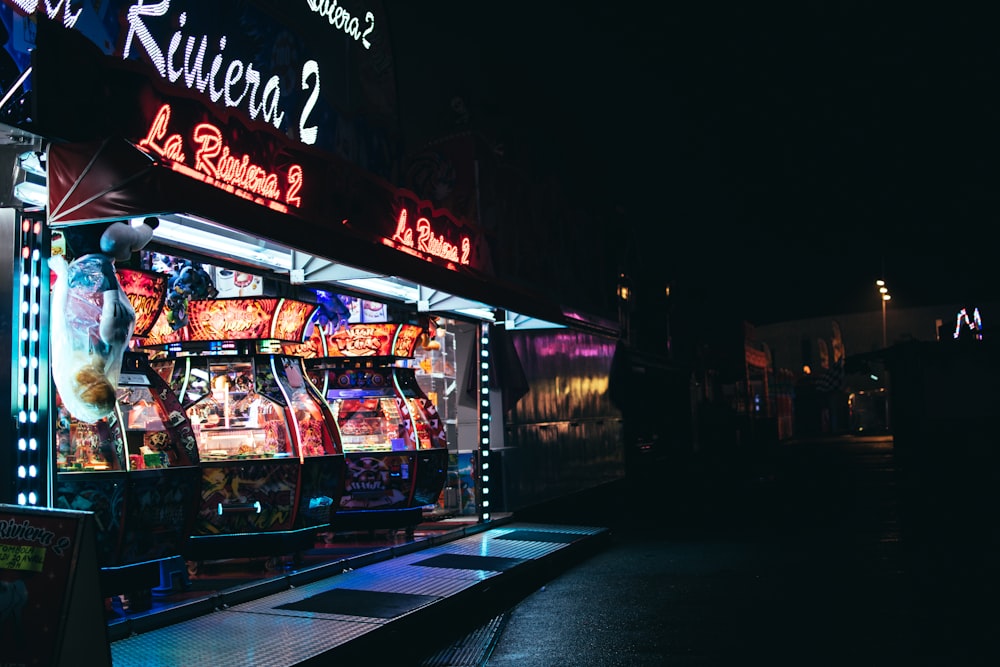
left=192, top=123, right=222, bottom=177
left=138, top=104, right=186, bottom=162
left=416, top=217, right=462, bottom=263
left=192, top=126, right=282, bottom=200
left=461, top=237, right=471, bottom=264
left=389, top=207, right=470, bottom=266
left=287, top=165, right=303, bottom=208
left=138, top=103, right=304, bottom=208
left=391, top=209, right=415, bottom=247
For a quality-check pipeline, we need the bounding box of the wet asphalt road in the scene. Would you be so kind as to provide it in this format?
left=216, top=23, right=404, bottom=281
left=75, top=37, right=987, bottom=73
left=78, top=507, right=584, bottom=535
left=418, top=436, right=1000, bottom=666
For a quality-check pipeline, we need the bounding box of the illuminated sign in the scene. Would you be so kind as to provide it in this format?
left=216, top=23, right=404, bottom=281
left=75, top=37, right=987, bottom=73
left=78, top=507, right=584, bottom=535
left=122, top=0, right=319, bottom=141
left=138, top=103, right=304, bottom=212
left=5, top=0, right=390, bottom=155
left=328, top=324, right=392, bottom=356
left=381, top=190, right=485, bottom=272
left=272, top=299, right=316, bottom=341
left=390, top=209, right=471, bottom=267
left=287, top=322, right=421, bottom=358
left=7, top=0, right=81, bottom=27
left=329, top=322, right=418, bottom=357
left=187, top=298, right=279, bottom=341
left=26, top=3, right=497, bottom=280
left=138, top=297, right=316, bottom=345
left=954, top=307, right=984, bottom=340
left=306, top=0, right=376, bottom=49
left=117, top=269, right=168, bottom=337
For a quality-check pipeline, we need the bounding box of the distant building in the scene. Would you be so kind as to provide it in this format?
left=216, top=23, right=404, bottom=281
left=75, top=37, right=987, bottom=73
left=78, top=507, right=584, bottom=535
left=751, top=301, right=998, bottom=438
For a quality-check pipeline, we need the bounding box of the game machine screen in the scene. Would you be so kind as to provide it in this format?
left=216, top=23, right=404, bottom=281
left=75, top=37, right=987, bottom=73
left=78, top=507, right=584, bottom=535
left=140, top=297, right=345, bottom=558
left=289, top=320, right=448, bottom=531
left=53, top=269, right=202, bottom=597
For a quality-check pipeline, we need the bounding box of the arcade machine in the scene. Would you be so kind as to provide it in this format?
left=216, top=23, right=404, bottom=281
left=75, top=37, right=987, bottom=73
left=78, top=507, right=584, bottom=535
left=295, top=320, right=449, bottom=533
left=139, top=296, right=346, bottom=562
left=53, top=268, right=202, bottom=608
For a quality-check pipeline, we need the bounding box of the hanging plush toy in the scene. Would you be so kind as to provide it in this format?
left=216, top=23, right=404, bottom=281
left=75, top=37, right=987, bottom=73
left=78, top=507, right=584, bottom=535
left=314, top=289, right=351, bottom=331
left=418, top=316, right=441, bottom=350
left=163, top=259, right=218, bottom=330
left=50, top=218, right=158, bottom=423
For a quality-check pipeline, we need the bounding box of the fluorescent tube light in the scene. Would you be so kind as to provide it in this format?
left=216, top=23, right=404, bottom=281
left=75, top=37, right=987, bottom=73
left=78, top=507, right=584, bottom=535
left=453, top=307, right=496, bottom=322
left=339, top=277, right=421, bottom=302
left=150, top=217, right=293, bottom=270
left=13, top=181, right=46, bottom=207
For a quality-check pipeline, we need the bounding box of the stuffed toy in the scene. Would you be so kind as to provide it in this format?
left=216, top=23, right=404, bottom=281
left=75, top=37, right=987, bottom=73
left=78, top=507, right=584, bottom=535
left=162, top=258, right=218, bottom=330
left=418, top=315, right=441, bottom=350
left=50, top=218, right=158, bottom=422
left=314, top=289, right=350, bottom=331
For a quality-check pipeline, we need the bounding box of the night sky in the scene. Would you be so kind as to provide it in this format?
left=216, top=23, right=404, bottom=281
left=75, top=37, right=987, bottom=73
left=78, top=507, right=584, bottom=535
left=386, top=3, right=1000, bottom=326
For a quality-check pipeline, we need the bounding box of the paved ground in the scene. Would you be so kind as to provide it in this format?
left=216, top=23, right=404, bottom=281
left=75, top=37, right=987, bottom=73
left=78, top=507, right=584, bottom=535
left=415, top=436, right=1000, bottom=666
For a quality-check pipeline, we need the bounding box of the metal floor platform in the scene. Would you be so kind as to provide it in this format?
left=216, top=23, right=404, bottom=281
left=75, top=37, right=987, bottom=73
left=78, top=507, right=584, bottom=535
left=109, top=522, right=610, bottom=666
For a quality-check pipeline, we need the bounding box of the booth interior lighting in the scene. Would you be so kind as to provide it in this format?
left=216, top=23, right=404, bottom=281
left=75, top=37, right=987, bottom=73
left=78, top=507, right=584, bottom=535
left=151, top=217, right=293, bottom=270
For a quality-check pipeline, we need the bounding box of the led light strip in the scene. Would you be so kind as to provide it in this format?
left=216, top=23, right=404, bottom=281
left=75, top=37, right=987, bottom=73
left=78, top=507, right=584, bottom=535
left=14, top=212, right=48, bottom=506
left=479, top=321, right=491, bottom=521
left=150, top=217, right=293, bottom=270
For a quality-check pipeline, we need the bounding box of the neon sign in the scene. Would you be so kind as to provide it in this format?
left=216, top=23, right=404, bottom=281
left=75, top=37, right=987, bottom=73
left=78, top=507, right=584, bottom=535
left=954, top=307, right=984, bottom=340
left=121, top=0, right=321, bottom=143
left=8, top=0, right=82, bottom=27
left=138, top=103, right=304, bottom=210
left=306, top=0, right=376, bottom=49
left=390, top=208, right=471, bottom=267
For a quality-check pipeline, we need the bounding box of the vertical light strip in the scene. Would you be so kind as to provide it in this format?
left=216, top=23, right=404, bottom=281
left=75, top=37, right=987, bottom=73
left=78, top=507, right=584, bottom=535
left=478, top=321, right=491, bottom=522
left=14, top=211, right=48, bottom=506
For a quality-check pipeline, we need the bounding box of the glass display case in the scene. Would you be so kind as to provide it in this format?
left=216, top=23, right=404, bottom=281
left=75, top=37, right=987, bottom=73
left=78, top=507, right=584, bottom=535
left=335, top=395, right=407, bottom=452
left=413, top=325, right=458, bottom=449
left=160, top=354, right=338, bottom=461
left=180, top=358, right=295, bottom=461
left=151, top=349, right=344, bottom=539
left=56, top=355, right=201, bottom=474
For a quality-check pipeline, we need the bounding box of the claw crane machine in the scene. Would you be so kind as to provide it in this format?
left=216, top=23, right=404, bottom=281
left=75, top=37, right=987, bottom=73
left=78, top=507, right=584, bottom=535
left=138, top=295, right=346, bottom=560
left=288, top=309, right=448, bottom=534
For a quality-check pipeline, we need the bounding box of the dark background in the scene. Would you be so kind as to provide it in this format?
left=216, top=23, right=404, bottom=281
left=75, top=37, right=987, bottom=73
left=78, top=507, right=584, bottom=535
left=386, top=3, right=1000, bottom=327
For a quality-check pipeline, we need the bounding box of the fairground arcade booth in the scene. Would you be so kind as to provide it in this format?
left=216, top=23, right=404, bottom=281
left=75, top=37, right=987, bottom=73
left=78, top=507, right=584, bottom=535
left=0, top=1, right=598, bottom=626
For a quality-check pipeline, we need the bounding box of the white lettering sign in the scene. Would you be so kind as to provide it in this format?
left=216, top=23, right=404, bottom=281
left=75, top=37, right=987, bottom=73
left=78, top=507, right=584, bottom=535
left=9, top=0, right=82, bottom=27
left=121, top=1, right=322, bottom=144
left=305, top=0, right=375, bottom=49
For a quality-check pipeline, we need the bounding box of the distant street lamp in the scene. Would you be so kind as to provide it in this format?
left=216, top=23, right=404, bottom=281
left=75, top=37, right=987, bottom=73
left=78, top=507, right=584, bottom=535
left=876, top=280, right=891, bottom=347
